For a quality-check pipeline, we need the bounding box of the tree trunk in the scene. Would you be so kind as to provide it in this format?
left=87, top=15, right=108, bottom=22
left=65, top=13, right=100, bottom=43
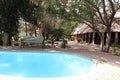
left=34, top=25, right=37, bottom=37
left=100, top=33, right=105, bottom=52
left=99, top=32, right=105, bottom=52
left=105, top=30, right=111, bottom=53
left=25, top=21, right=28, bottom=36
left=3, top=32, right=9, bottom=46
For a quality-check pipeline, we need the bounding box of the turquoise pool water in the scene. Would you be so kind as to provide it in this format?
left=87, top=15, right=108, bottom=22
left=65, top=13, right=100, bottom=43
left=0, top=50, right=94, bottom=78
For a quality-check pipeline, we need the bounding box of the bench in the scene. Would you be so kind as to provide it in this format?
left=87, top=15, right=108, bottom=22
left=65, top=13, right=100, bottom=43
left=21, top=36, right=44, bottom=47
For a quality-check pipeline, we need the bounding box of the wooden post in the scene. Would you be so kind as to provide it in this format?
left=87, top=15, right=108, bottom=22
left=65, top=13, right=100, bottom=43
left=88, top=33, right=91, bottom=44
left=113, top=32, right=118, bottom=53
left=75, top=35, right=78, bottom=42
left=85, top=33, right=87, bottom=43
left=115, top=32, right=118, bottom=45
left=81, top=34, right=84, bottom=43
left=92, top=33, right=95, bottom=45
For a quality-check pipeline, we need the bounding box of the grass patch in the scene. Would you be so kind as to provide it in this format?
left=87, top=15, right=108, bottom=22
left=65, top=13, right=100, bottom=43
left=111, top=43, right=120, bottom=48
left=111, top=43, right=120, bottom=56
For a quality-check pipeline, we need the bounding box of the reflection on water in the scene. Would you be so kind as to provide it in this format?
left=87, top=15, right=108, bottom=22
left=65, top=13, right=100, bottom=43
left=0, top=51, right=94, bottom=78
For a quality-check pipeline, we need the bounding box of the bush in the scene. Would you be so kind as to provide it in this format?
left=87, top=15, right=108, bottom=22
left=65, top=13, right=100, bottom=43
left=61, top=39, right=67, bottom=48
left=44, top=39, right=52, bottom=44
left=111, top=43, right=120, bottom=48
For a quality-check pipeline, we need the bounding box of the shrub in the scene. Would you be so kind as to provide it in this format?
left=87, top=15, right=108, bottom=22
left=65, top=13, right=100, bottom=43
left=44, top=39, right=52, bottom=44
left=61, top=39, right=67, bottom=48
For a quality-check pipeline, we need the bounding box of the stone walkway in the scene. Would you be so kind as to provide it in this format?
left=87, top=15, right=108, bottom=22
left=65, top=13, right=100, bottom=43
left=67, top=41, right=120, bottom=66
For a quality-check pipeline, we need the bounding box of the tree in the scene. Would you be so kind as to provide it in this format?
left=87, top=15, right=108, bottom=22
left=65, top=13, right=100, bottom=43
left=52, top=0, right=120, bottom=52
left=19, top=0, right=39, bottom=37
left=0, top=0, right=20, bottom=46
left=0, top=0, right=37, bottom=46
left=34, top=0, right=64, bottom=40
left=51, top=28, right=64, bottom=41
left=81, top=0, right=120, bottom=52
left=61, top=21, right=79, bottom=39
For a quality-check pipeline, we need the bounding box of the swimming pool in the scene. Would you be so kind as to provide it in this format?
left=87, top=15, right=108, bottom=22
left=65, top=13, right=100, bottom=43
left=0, top=50, right=94, bottom=79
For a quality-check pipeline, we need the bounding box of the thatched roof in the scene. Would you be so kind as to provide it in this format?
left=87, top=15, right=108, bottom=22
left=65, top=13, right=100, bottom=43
left=77, top=24, right=93, bottom=34
left=71, top=23, right=93, bottom=35
left=71, top=24, right=83, bottom=35
left=111, top=23, right=120, bottom=32
left=71, top=22, right=120, bottom=35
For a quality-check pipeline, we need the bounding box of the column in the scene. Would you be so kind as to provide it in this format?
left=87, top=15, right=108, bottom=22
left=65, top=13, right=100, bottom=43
left=81, top=34, right=84, bottom=43
left=92, top=33, right=95, bottom=45
left=88, top=33, right=91, bottom=44
left=115, top=32, right=118, bottom=45
left=85, top=33, right=87, bottom=43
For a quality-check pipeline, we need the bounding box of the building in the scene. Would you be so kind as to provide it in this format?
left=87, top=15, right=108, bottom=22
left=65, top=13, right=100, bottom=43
left=71, top=12, right=120, bottom=45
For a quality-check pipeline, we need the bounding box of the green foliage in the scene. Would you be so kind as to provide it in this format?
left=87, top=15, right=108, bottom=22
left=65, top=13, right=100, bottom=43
left=0, top=0, right=37, bottom=33
left=19, top=0, right=39, bottom=26
left=61, top=38, right=67, bottom=48
left=44, top=39, right=52, bottom=44
left=111, top=43, right=120, bottom=48
left=61, top=21, right=79, bottom=38
left=62, top=39, right=67, bottom=44
left=0, top=0, right=19, bottom=34
left=51, top=28, right=64, bottom=41
left=0, top=0, right=37, bottom=45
